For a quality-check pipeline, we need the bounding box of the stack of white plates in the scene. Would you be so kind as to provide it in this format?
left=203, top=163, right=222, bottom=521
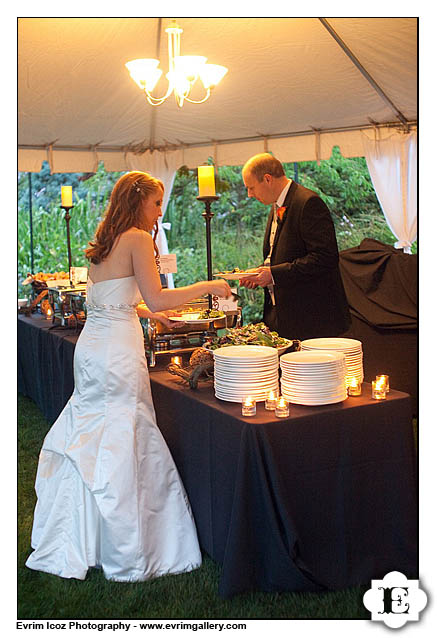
left=280, top=350, right=348, bottom=405
left=300, top=337, right=364, bottom=386
left=213, top=345, right=279, bottom=402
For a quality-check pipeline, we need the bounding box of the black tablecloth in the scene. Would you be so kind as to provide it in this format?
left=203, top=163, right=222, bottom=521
left=339, top=238, right=418, bottom=414
left=339, top=238, right=417, bottom=330
left=18, top=314, right=418, bottom=598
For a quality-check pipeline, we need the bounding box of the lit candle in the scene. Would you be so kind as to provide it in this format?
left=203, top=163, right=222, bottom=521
left=376, top=374, right=390, bottom=393
left=197, top=166, right=216, bottom=197
left=348, top=376, right=362, bottom=396
left=242, top=396, right=256, bottom=417
left=265, top=389, right=278, bottom=410
left=171, top=356, right=182, bottom=367
left=46, top=307, right=53, bottom=321
left=372, top=378, right=387, bottom=400
left=61, top=186, right=73, bottom=207
left=275, top=396, right=289, bottom=418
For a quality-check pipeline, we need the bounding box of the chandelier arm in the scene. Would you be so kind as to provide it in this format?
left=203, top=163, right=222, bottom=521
left=146, top=95, right=168, bottom=106
left=183, top=88, right=211, bottom=104
left=144, top=80, right=175, bottom=104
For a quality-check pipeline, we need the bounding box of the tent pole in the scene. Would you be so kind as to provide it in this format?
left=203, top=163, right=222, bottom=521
left=28, top=172, right=34, bottom=274
left=149, top=18, right=162, bottom=150
left=318, top=18, right=409, bottom=127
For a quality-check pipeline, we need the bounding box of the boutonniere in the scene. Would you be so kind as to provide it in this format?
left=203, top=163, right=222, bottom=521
left=276, top=206, right=287, bottom=223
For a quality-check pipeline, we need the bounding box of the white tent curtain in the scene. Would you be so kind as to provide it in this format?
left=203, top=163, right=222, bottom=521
left=126, top=149, right=185, bottom=288
left=362, top=129, right=417, bottom=253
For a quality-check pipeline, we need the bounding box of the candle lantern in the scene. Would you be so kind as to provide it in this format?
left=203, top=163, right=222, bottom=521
left=275, top=396, right=289, bottom=418
left=197, top=166, right=219, bottom=310
left=60, top=186, right=74, bottom=284
left=242, top=396, right=256, bottom=417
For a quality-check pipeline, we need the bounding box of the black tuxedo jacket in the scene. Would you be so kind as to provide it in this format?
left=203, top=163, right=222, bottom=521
left=263, top=181, right=351, bottom=340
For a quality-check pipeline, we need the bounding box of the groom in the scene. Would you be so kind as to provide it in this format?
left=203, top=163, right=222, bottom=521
left=239, top=153, right=351, bottom=341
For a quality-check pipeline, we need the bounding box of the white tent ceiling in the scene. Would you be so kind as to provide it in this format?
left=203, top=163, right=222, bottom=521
left=18, top=17, right=417, bottom=173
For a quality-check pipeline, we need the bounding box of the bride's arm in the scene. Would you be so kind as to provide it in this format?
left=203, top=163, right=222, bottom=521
left=131, top=230, right=231, bottom=312
left=136, top=302, right=184, bottom=328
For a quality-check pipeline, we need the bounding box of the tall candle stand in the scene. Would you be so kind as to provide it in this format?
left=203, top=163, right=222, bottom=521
left=61, top=204, right=74, bottom=285
left=197, top=195, right=219, bottom=309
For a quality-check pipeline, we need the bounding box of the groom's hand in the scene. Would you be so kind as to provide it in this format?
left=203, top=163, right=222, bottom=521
left=239, top=267, right=273, bottom=289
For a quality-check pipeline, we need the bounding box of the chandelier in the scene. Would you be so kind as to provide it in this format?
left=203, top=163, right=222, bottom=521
left=125, top=20, right=228, bottom=108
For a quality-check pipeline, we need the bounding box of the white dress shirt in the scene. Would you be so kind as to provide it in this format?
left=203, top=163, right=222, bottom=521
left=264, top=179, right=292, bottom=304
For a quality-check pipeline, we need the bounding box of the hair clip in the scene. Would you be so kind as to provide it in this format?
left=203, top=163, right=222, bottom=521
left=132, top=180, right=141, bottom=193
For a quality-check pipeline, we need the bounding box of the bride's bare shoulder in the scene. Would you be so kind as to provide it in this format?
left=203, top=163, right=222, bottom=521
left=119, top=228, right=151, bottom=245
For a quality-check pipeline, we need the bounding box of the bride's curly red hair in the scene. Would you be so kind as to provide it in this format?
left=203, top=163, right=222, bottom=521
left=85, top=171, right=164, bottom=265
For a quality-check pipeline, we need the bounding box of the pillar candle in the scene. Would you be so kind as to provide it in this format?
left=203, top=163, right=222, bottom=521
left=197, top=166, right=216, bottom=197
left=61, top=186, right=73, bottom=207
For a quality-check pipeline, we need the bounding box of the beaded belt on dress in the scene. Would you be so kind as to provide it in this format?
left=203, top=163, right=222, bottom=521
left=86, top=303, right=138, bottom=311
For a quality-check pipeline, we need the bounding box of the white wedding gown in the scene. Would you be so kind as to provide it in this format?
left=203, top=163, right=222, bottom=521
left=26, top=276, right=202, bottom=581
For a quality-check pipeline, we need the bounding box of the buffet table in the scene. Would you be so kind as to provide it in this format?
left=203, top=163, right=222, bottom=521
left=18, top=314, right=418, bottom=598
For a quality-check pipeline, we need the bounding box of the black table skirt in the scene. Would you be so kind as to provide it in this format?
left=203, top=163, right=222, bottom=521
left=18, top=314, right=418, bottom=597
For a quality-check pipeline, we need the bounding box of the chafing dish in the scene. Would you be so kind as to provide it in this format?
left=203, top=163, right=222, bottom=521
left=47, top=284, right=87, bottom=328
left=142, top=298, right=242, bottom=367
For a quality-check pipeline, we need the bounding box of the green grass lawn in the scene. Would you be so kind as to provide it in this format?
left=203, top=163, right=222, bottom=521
left=18, top=394, right=370, bottom=620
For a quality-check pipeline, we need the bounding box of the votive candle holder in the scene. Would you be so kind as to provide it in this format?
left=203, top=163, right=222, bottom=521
left=376, top=374, right=390, bottom=392
left=348, top=377, right=362, bottom=396
left=171, top=356, right=182, bottom=367
left=372, top=379, right=387, bottom=400
left=275, top=396, right=289, bottom=418
left=265, top=389, right=279, bottom=410
left=242, top=396, right=256, bottom=417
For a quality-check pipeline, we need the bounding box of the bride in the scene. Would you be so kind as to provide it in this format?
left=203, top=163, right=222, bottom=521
left=26, top=171, right=232, bottom=582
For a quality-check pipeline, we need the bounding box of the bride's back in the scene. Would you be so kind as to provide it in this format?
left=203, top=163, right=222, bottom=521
left=89, top=228, right=142, bottom=283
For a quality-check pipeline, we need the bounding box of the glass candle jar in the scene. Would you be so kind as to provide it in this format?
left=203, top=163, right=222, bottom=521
left=275, top=396, right=289, bottom=417
left=242, top=396, right=256, bottom=416
left=265, top=390, right=278, bottom=410
left=376, top=374, right=390, bottom=392
left=372, top=379, right=387, bottom=400
left=348, top=377, right=362, bottom=396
